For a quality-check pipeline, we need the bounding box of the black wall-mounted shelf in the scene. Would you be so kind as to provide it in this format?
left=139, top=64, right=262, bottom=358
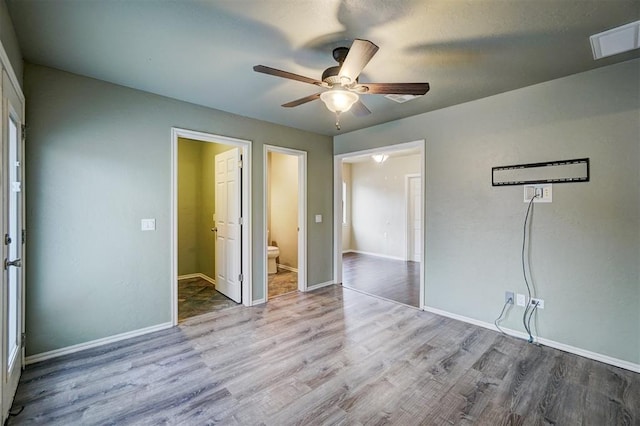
left=492, top=158, right=590, bottom=186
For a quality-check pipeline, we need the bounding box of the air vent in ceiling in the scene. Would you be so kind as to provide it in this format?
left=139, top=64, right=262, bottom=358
left=590, top=20, right=640, bottom=60
left=385, top=94, right=420, bottom=103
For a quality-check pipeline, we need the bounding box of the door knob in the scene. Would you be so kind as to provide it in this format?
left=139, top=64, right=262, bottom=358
left=4, top=258, right=21, bottom=270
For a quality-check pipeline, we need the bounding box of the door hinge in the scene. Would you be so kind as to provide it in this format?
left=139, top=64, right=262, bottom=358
left=238, top=274, right=243, bottom=282
left=238, top=160, right=243, bottom=169
left=22, top=229, right=26, bottom=245
left=4, top=234, right=11, bottom=245
left=21, top=124, right=27, bottom=141
left=21, top=333, right=26, bottom=348
left=239, top=217, right=243, bottom=225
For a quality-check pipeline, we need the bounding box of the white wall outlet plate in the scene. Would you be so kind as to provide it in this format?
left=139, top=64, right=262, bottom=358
left=524, top=184, right=552, bottom=203
left=516, top=293, right=526, bottom=306
left=315, top=214, right=322, bottom=223
left=141, top=218, right=156, bottom=231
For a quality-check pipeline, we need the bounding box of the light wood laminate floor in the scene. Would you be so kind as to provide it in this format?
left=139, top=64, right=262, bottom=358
left=343, top=252, right=420, bottom=308
left=9, top=286, right=639, bottom=425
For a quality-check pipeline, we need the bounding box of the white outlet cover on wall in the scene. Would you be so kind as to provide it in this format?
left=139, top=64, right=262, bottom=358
left=524, top=184, right=552, bottom=203
left=141, top=218, right=156, bottom=231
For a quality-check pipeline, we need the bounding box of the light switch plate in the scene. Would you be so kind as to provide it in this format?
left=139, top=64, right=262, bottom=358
left=315, top=214, right=322, bottom=223
left=141, top=218, right=156, bottom=231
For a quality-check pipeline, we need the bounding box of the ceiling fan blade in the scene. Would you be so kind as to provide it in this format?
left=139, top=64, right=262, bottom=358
left=282, top=93, right=321, bottom=108
left=339, top=39, right=379, bottom=84
left=360, top=82, right=430, bottom=95
left=350, top=100, right=371, bottom=117
left=253, top=65, right=325, bottom=87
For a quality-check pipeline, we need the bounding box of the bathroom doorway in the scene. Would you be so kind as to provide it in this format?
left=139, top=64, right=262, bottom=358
left=171, top=128, right=252, bottom=325
left=264, top=146, right=307, bottom=300
left=334, top=140, right=425, bottom=308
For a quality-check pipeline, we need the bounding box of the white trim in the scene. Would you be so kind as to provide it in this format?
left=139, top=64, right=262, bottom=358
left=263, top=145, right=308, bottom=301
left=423, top=306, right=640, bottom=373
left=177, top=273, right=216, bottom=286
left=252, top=298, right=267, bottom=306
left=0, top=41, right=24, bottom=103
left=333, top=140, right=426, bottom=309
left=276, top=264, right=298, bottom=273
left=171, top=128, right=253, bottom=326
left=305, top=281, right=335, bottom=292
left=346, top=249, right=406, bottom=262
left=25, top=322, right=173, bottom=365
left=405, top=173, right=421, bottom=262
left=342, top=249, right=355, bottom=254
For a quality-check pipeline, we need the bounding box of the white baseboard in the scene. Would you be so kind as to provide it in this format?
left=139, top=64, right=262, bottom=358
left=178, top=273, right=216, bottom=286
left=276, top=264, right=298, bottom=273
left=423, top=306, right=640, bottom=373
left=251, top=298, right=266, bottom=306
left=342, top=249, right=354, bottom=254
left=25, top=322, right=174, bottom=365
left=306, top=280, right=335, bottom=291
left=345, top=250, right=405, bottom=261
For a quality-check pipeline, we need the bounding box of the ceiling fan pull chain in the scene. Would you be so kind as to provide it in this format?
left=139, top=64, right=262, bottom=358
left=335, top=112, right=341, bottom=130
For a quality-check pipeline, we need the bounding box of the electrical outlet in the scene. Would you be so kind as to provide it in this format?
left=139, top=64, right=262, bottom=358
left=505, top=291, right=514, bottom=304
left=524, top=184, right=552, bottom=203
left=530, top=298, right=545, bottom=309
left=516, top=293, right=526, bottom=306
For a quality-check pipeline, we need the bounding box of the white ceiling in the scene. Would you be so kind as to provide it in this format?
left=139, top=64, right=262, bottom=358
left=6, top=0, right=639, bottom=136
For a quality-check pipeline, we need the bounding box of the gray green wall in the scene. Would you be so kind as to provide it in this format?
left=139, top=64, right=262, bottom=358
left=177, top=138, right=232, bottom=279
left=24, top=63, right=333, bottom=356
left=335, top=59, right=640, bottom=365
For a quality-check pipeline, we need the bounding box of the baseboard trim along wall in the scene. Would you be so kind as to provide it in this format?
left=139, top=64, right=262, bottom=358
left=347, top=250, right=405, bottom=261
left=423, top=306, right=640, bottom=373
left=25, top=322, right=174, bottom=365
left=177, top=273, right=216, bottom=286
left=276, top=264, right=298, bottom=273
left=306, top=281, right=335, bottom=291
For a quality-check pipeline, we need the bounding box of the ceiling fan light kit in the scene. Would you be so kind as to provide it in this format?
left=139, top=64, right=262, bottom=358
left=320, top=90, right=359, bottom=113
left=253, top=38, right=430, bottom=130
left=372, top=154, right=389, bottom=164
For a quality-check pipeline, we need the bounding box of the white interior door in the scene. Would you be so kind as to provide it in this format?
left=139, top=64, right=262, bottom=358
left=1, top=69, right=24, bottom=420
left=214, top=148, right=242, bottom=303
left=407, top=175, right=422, bottom=262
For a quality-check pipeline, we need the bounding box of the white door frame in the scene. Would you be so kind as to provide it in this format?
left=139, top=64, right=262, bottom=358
left=171, top=128, right=253, bottom=325
left=333, top=140, right=426, bottom=307
left=263, top=145, right=307, bottom=299
left=405, top=173, right=421, bottom=262
left=0, top=42, right=25, bottom=423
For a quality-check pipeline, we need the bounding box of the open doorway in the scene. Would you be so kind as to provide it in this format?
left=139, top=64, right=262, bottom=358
left=264, top=145, right=307, bottom=300
left=171, top=128, right=252, bottom=325
left=334, top=140, right=425, bottom=308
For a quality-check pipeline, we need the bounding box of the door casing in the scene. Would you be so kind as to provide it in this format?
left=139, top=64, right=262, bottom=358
left=333, top=140, right=426, bottom=308
left=171, top=128, right=253, bottom=324
left=0, top=43, right=25, bottom=424
left=263, top=145, right=307, bottom=299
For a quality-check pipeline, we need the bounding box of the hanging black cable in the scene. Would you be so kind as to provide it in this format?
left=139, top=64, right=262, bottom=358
left=521, top=194, right=538, bottom=343
left=494, top=296, right=513, bottom=335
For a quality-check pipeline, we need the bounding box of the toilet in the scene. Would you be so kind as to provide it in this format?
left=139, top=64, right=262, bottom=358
left=267, top=231, right=280, bottom=274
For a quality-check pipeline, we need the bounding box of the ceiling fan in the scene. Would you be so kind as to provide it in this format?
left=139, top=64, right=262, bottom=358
left=253, top=39, right=430, bottom=130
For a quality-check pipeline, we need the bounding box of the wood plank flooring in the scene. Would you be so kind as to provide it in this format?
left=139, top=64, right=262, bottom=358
left=343, top=252, right=420, bottom=307
left=9, top=285, right=639, bottom=425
